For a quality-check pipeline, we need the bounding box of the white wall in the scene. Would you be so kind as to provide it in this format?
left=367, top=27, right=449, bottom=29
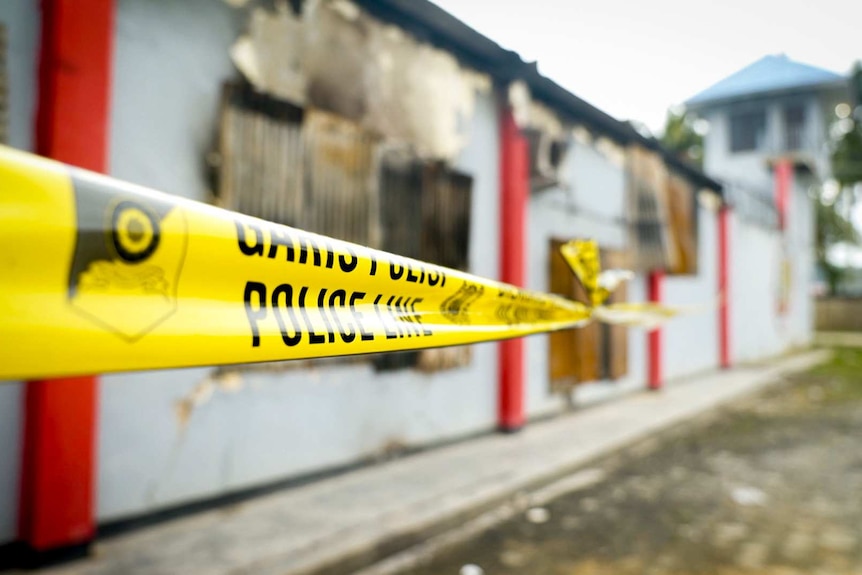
left=101, top=0, right=501, bottom=522
left=2, top=0, right=38, bottom=152
left=109, top=0, right=243, bottom=200
left=664, top=204, right=719, bottom=379
left=729, top=212, right=784, bottom=361
left=700, top=94, right=818, bottom=366
left=525, top=138, right=727, bottom=412
left=0, top=380, right=22, bottom=544
left=786, top=182, right=815, bottom=345
left=703, top=108, right=773, bottom=190
left=526, top=137, right=648, bottom=417
left=0, top=0, right=40, bottom=544
left=729, top=185, right=814, bottom=363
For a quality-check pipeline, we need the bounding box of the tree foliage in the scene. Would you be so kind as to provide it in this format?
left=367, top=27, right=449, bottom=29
left=822, top=61, right=862, bottom=294
left=660, top=108, right=703, bottom=167
left=816, top=194, right=859, bottom=294
left=832, top=62, right=862, bottom=186
left=832, top=126, right=862, bottom=187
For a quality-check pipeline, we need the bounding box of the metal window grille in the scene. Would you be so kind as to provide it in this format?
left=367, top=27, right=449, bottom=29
left=217, top=82, right=474, bottom=371
left=217, top=83, right=378, bottom=247
left=627, top=146, right=700, bottom=274
left=632, top=182, right=668, bottom=270
left=375, top=151, right=473, bottom=371
left=628, top=147, right=674, bottom=272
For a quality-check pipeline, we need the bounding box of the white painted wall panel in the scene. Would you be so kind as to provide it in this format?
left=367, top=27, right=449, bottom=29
left=0, top=0, right=39, bottom=543
left=525, top=138, right=645, bottom=417
left=664, top=205, right=719, bottom=379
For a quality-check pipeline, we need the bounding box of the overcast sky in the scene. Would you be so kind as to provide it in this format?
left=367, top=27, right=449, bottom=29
left=433, top=0, right=861, bottom=134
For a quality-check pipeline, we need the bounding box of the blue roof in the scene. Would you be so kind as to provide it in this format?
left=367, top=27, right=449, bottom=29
left=686, top=54, right=845, bottom=107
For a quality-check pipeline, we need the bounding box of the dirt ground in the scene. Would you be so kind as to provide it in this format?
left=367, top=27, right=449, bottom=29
left=402, top=349, right=862, bottom=575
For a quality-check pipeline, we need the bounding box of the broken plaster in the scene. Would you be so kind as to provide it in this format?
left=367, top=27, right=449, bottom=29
left=595, top=136, right=626, bottom=168
left=174, top=371, right=245, bottom=430
left=527, top=98, right=565, bottom=139
left=230, top=0, right=490, bottom=161
left=508, top=80, right=532, bottom=128
left=230, top=2, right=307, bottom=106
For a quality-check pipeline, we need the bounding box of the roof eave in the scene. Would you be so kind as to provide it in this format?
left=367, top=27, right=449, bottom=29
left=686, top=78, right=850, bottom=113
left=352, top=0, right=722, bottom=195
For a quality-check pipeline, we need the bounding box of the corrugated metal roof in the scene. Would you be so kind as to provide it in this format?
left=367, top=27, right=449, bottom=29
left=686, top=54, right=845, bottom=108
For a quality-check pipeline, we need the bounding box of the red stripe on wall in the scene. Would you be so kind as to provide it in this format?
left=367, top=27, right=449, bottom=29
left=774, top=159, right=792, bottom=230
left=20, top=0, right=115, bottom=551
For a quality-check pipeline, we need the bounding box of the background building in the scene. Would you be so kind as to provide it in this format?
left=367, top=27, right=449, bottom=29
left=688, top=54, right=848, bottom=188
left=687, top=54, right=849, bottom=361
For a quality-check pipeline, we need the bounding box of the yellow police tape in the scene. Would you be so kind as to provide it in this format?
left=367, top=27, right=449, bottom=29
left=0, top=146, right=681, bottom=380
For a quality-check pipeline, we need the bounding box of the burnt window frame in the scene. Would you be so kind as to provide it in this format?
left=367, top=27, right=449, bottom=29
left=215, top=81, right=475, bottom=373
left=374, top=151, right=474, bottom=372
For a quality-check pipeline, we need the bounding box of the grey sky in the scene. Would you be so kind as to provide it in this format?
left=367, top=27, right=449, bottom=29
left=433, top=0, right=861, bottom=133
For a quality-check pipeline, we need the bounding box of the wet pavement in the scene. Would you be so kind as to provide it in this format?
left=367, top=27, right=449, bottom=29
left=402, top=349, right=862, bottom=575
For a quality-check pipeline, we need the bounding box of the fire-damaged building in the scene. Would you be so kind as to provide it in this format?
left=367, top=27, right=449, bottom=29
left=0, top=0, right=813, bottom=554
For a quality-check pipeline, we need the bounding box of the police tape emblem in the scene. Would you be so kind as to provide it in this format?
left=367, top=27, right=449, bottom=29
left=67, top=170, right=188, bottom=340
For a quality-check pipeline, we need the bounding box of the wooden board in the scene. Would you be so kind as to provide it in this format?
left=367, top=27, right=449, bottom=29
left=602, top=248, right=629, bottom=380
left=548, top=238, right=600, bottom=389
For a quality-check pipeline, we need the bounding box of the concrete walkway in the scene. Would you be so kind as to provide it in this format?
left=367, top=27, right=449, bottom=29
left=44, top=350, right=829, bottom=575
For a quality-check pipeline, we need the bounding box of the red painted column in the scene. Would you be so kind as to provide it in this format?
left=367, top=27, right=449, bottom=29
left=20, top=0, right=115, bottom=551
left=19, top=382, right=99, bottom=550
left=498, top=106, right=528, bottom=431
left=647, top=270, right=664, bottom=390
left=36, top=0, right=114, bottom=168
left=718, top=206, right=731, bottom=368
